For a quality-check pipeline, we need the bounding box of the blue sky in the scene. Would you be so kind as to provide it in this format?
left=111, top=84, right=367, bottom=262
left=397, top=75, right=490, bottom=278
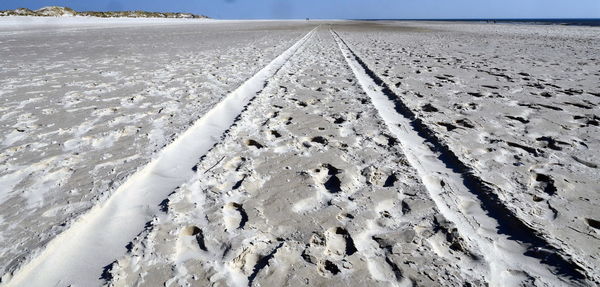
left=1, top=0, right=599, bottom=19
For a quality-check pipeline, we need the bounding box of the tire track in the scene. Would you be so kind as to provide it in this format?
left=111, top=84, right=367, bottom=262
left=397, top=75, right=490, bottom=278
left=331, top=28, right=587, bottom=286
left=4, top=26, right=318, bottom=287
left=107, top=27, right=476, bottom=286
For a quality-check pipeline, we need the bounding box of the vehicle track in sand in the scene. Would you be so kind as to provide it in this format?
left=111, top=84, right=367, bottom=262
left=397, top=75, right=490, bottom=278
left=105, top=26, right=479, bottom=287
left=4, top=26, right=319, bottom=287
left=330, top=27, right=589, bottom=286
left=332, top=23, right=600, bottom=284
left=0, top=21, right=314, bottom=281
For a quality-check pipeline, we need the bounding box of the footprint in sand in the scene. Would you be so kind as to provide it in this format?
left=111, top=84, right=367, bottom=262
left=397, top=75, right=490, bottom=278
left=223, top=202, right=248, bottom=231
left=324, top=227, right=357, bottom=259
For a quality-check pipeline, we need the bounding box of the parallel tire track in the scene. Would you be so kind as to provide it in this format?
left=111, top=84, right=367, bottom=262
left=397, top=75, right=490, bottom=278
left=331, top=28, right=587, bottom=286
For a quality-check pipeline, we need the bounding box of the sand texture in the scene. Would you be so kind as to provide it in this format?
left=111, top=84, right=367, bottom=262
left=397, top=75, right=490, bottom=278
left=0, top=18, right=598, bottom=287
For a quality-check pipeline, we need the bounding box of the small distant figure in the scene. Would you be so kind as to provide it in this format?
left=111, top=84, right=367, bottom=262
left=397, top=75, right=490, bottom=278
left=306, top=18, right=309, bottom=21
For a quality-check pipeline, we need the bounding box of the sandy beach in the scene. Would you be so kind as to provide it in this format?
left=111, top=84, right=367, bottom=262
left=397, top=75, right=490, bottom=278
left=0, top=18, right=598, bottom=286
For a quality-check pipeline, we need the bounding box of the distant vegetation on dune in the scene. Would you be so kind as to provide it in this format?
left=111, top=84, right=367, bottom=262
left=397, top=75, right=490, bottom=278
left=0, top=6, right=209, bottom=18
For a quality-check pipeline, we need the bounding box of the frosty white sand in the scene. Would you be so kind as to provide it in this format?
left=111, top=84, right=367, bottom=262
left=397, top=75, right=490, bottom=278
left=5, top=26, right=317, bottom=287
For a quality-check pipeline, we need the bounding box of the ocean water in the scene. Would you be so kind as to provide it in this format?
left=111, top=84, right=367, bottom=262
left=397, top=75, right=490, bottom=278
left=465, top=18, right=600, bottom=27
left=362, top=18, right=600, bottom=27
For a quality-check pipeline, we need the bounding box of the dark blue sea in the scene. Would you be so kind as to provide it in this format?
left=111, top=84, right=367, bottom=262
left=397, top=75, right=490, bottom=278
left=360, top=19, right=600, bottom=27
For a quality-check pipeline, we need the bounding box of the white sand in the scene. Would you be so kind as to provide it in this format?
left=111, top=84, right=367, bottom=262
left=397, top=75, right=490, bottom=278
left=0, top=18, right=598, bottom=286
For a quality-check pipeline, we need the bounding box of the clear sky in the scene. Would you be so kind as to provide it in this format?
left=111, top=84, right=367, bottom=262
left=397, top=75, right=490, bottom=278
left=1, top=0, right=599, bottom=19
